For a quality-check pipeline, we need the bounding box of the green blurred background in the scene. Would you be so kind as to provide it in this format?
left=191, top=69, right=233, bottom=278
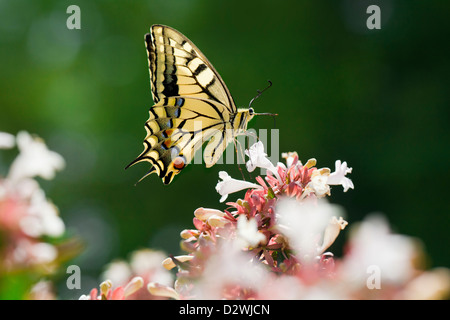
left=0, top=0, right=449, bottom=298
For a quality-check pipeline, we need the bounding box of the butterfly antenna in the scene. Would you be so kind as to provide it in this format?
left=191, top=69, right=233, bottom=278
left=249, top=80, right=273, bottom=109
left=249, top=80, right=278, bottom=120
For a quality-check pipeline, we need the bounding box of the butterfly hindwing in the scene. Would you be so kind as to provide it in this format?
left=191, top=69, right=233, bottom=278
left=128, top=96, right=232, bottom=184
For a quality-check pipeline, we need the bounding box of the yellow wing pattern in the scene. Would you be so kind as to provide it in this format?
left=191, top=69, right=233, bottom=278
left=127, top=25, right=253, bottom=184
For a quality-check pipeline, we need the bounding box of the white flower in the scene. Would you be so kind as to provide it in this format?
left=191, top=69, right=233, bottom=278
left=245, top=141, right=281, bottom=181
left=130, top=249, right=173, bottom=286
left=246, top=141, right=273, bottom=172
left=328, top=160, right=354, bottom=192
left=319, top=216, right=348, bottom=254
left=236, top=215, right=266, bottom=248
left=215, top=171, right=262, bottom=203
left=308, top=168, right=331, bottom=198
left=8, top=131, right=65, bottom=182
left=30, top=242, right=58, bottom=264
left=276, top=198, right=345, bottom=261
left=281, top=151, right=298, bottom=168
left=101, top=260, right=132, bottom=287
left=13, top=239, right=58, bottom=265
left=340, top=214, right=417, bottom=285
left=20, top=188, right=65, bottom=237
left=0, top=132, right=15, bottom=149
left=192, top=241, right=268, bottom=299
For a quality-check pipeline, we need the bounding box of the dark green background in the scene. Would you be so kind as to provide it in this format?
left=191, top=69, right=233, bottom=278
left=0, top=0, right=448, bottom=299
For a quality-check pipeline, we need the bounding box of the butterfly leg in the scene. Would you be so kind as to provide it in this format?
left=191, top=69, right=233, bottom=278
left=233, top=138, right=246, bottom=181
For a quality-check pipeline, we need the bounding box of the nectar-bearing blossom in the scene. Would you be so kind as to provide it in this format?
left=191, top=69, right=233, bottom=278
left=319, top=216, right=348, bottom=254
left=306, top=168, right=332, bottom=198
left=236, top=215, right=267, bottom=248
left=328, top=160, right=354, bottom=192
left=276, top=198, right=347, bottom=260
left=340, top=214, right=418, bottom=284
left=245, top=141, right=281, bottom=181
left=20, top=188, right=65, bottom=238
left=8, top=131, right=65, bottom=182
left=245, top=141, right=282, bottom=182
left=215, top=171, right=262, bottom=202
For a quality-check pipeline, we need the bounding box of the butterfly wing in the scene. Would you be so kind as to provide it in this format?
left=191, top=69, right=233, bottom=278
left=128, top=25, right=238, bottom=184
left=147, top=24, right=236, bottom=113
left=127, top=97, right=232, bottom=184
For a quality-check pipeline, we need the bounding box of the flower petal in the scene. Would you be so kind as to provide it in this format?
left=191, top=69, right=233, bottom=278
left=215, top=171, right=262, bottom=203
left=123, top=276, right=144, bottom=297
left=328, top=160, right=354, bottom=192
left=245, top=142, right=282, bottom=182
left=8, top=131, right=65, bottom=182
left=148, top=282, right=180, bottom=300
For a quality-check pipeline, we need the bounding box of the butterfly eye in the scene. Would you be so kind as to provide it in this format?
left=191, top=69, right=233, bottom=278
left=249, top=108, right=255, bottom=116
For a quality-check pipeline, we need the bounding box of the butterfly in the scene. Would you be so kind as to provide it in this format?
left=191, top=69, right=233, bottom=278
left=126, top=24, right=275, bottom=185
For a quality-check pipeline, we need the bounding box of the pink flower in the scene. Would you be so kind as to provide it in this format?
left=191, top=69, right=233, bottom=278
left=0, top=132, right=67, bottom=274
left=99, top=249, right=174, bottom=300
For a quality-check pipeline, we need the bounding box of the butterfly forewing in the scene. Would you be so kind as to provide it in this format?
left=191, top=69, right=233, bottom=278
left=147, top=25, right=236, bottom=112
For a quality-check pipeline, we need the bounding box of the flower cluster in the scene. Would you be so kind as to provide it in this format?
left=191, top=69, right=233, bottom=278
left=80, top=249, right=174, bottom=300
left=3, top=130, right=448, bottom=300
left=0, top=132, right=66, bottom=271
left=0, top=131, right=79, bottom=298
left=145, top=141, right=449, bottom=300
left=216, top=142, right=353, bottom=203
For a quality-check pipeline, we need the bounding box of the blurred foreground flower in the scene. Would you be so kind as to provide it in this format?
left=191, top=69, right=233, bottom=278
left=0, top=131, right=80, bottom=299
left=7, top=131, right=65, bottom=182
left=86, top=249, right=174, bottom=300
left=79, top=277, right=145, bottom=300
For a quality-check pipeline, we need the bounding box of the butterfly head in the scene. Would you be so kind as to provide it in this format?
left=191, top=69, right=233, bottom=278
left=235, top=107, right=278, bottom=131
left=235, top=108, right=255, bottom=131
